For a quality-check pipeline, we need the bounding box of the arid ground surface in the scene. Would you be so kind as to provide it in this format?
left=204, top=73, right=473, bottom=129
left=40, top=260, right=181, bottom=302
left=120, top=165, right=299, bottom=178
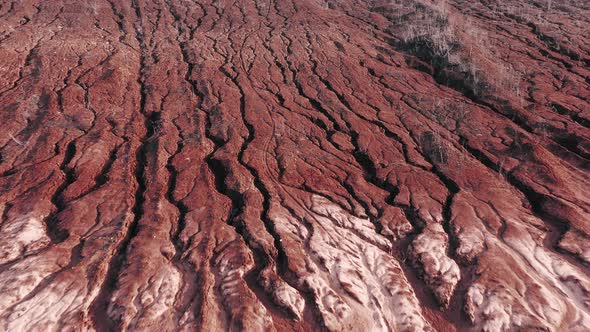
left=1, top=0, right=590, bottom=331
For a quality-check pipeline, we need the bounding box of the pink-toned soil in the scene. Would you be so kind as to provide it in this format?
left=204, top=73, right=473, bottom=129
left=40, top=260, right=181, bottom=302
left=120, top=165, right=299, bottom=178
left=1, top=0, right=589, bottom=330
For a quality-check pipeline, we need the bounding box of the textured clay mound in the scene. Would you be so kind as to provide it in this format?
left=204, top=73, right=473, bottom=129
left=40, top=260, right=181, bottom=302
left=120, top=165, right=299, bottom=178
left=1, top=0, right=589, bottom=331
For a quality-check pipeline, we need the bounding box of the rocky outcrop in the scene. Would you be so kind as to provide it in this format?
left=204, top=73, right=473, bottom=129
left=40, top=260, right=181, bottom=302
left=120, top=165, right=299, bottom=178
left=0, top=0, right=589, bottom=331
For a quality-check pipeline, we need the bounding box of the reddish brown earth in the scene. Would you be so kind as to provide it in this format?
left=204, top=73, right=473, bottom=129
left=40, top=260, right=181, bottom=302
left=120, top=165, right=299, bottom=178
left=1, top=0, right=589, bottom=331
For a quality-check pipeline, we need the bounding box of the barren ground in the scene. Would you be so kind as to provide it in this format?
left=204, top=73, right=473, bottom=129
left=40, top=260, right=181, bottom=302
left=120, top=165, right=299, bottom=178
left=1, top=0, right=590, bottom=331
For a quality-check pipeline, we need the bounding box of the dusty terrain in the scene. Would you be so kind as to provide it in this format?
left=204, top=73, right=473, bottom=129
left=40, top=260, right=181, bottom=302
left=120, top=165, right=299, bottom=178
left=1, top=0, right=589, bottom=331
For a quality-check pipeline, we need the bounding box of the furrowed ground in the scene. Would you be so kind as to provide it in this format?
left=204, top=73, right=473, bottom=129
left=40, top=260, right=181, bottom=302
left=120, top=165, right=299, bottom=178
left=0, top=0, right=589, bottom=331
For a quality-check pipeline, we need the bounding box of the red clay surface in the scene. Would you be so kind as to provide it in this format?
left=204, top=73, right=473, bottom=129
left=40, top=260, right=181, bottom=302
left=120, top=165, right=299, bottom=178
left=0, top=0, right=589, bottom=330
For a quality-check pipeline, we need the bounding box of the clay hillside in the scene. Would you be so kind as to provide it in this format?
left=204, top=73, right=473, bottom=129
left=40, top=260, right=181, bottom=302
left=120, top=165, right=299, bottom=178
left=1, top=0, right=589, bottom=331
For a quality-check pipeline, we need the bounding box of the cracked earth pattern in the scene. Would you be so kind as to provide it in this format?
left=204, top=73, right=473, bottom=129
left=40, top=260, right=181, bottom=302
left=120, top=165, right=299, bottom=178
left=0, top=0, right=589, bottom=331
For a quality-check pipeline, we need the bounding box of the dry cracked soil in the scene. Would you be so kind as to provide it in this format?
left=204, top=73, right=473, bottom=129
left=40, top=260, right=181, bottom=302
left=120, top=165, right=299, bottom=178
left=1, top=0, right=590, bottom=331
